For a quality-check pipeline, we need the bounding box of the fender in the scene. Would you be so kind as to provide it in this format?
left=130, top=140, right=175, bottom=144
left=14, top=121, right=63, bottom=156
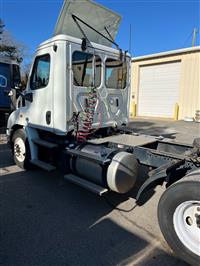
left=6, top=109, right=25, bottom=144
left=136, top=159, right=186, bottom=203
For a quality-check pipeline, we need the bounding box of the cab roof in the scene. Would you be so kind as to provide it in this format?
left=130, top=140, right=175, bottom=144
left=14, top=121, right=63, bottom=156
left=37, top=34, right=130, bottom=57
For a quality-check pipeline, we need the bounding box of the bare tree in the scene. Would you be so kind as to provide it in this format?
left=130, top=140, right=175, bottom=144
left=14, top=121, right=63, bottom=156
left=0, top=19, right=32, bottom=87
left=0, top=19, right=30, bottom=63
left=0, top=18, right=5, bottom=37
left=0, top=30, right=29, bottom=62
left=21, top=62, right=32, bottom=87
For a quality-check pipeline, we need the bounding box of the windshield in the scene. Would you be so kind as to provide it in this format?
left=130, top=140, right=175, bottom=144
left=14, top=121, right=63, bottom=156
left=0, top=63, right=21, bottom=88
left=12, top=64, right=21, bottom=85
left=105, top=58, right=127, bottom=89
left=0, top=62, right=10, bottom=88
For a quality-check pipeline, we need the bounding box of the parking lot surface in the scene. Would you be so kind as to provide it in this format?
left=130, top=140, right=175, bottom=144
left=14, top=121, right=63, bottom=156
left=129, top=118, right=200, bottom=144
left=1, top=119, right=198, bottom=265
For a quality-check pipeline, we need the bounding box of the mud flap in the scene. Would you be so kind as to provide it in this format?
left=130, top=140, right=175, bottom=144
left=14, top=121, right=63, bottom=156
left=136, top=159, right=185, bottom=202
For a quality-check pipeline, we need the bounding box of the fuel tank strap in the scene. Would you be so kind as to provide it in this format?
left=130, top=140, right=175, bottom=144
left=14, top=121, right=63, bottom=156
left=65, top=149, right=111, bottom=165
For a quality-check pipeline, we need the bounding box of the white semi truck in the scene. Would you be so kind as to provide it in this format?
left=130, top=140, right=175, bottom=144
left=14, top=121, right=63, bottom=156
left=6, top=1, right=200, bottom=265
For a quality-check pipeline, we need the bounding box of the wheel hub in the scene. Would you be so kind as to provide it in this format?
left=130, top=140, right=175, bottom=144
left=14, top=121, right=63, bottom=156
left=195, top=209, right=200, bottom=229
left=173, top=201, right=200, bottom=256
left=14, top=137, right=26, bottom=162
left=15, top=145, right=21, bottom=155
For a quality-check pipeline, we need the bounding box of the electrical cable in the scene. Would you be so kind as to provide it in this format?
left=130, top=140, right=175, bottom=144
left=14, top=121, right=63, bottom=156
left=77, top=86, right=98, bottom=142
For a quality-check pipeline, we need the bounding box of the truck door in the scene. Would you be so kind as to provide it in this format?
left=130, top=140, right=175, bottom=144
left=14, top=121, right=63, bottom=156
left=0, top=62, right=11, bottom=109
left=104, top=56, right=130, bottom=125
left=24, top=48, right=54, bottom=129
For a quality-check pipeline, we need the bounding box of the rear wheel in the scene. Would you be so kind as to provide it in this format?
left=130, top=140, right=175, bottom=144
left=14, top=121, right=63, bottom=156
left=12, top=129, right=31, bottom=169
left=158, top=172, right=200, bottom=266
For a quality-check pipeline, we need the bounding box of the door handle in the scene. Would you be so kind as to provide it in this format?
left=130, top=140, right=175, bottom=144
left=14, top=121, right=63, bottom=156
left=46, top=111, right=51, bottom=125
left=116, top=98, right=119, bottom=107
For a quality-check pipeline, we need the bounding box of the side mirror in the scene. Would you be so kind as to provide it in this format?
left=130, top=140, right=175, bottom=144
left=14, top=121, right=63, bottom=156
left=10, top=85, right=33, bottom=103
left=14, top=83, right=22, bottom=90
left=81, top=38, right=88, bottom=51
left=24, top=92, right=33, bottom=102
left=8, top=90, right=14, bottom=97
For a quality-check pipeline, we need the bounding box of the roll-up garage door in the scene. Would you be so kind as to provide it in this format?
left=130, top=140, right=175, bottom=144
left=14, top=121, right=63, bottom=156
left=138, top=62, right=181, bottom=118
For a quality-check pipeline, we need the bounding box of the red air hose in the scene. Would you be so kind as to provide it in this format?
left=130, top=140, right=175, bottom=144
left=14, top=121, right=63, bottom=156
left=77, top=87, right=97, bottom=142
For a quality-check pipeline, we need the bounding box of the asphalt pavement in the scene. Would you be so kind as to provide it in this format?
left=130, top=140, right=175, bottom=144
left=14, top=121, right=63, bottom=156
left=129, top=118, right=200, bottom=144
left=1, top=119, right=198, bottom=266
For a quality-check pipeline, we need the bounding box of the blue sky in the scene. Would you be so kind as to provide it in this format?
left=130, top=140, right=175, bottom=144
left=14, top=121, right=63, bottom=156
left=1, top=0, right=199, bottom=59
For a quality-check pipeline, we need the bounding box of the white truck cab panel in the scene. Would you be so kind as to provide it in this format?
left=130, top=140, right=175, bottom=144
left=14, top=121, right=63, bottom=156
left=25, top=46, right=54, bottom=129
left=8, top=35, right=131, bottom=136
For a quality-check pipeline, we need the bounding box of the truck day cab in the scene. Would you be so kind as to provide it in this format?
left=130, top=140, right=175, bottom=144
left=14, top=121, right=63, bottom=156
left=6, top=1, right=200, bottom=265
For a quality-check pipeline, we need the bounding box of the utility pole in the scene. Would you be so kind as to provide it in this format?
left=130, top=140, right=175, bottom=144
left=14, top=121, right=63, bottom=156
left=192, top=28, right=198, bottom=47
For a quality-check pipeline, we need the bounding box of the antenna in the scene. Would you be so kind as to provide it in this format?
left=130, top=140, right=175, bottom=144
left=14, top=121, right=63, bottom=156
left=129, top=24, right=132, bottom=54
left=192, top=28, right=198, bottom=47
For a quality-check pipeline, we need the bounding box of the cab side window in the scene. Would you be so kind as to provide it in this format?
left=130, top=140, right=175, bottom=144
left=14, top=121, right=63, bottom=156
left=30, top=54, right=50, bottom=90
left=105, top=58, right=127, bottom=89
left=72, top=51, right=102, bottom=87
left=72, top=51, right=93, bottom=87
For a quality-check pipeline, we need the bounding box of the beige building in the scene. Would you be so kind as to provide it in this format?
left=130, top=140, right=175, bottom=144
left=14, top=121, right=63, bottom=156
left=130, top=46, right=200, bottom=120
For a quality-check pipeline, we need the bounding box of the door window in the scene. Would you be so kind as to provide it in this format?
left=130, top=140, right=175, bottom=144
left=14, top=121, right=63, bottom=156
left=30, top=54, right=50, bottom=90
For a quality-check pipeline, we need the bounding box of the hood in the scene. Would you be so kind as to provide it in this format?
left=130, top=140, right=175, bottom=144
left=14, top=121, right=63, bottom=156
left=54, top=0, right=121, bottom=47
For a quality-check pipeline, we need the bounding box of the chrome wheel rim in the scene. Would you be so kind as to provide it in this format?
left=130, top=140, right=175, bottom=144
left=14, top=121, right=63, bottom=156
left=173, top=200, right=200, bottom=256
left=14, top=137, right=26, bottom=162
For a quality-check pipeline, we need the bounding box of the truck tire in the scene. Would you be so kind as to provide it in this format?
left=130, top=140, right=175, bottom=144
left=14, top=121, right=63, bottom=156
left=12, top=129, right=31, bottom=169
left=158, top=172, right=200, bottom=266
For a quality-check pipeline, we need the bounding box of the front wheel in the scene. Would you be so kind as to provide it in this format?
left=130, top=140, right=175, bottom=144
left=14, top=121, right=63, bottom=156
left=12, top=128, right=31, bottom=169
left=158, top=172, right=200, bottom=266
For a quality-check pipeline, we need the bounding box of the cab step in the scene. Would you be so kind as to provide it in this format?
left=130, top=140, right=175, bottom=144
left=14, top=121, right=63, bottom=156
left=31, top=159, right=56, bottom=172
left=32, top=138, right=58, bottom=149
left=64, top=174, right=108, bottom=196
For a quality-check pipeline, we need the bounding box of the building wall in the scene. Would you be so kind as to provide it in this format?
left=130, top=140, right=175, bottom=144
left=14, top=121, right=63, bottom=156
left=130, top=48, right=200, bottom=119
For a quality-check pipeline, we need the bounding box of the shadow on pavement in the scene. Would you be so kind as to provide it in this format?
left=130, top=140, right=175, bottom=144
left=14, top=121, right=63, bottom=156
left=0, top=144, right=15, bottom=168
left=0, top=167, right=188, bottom=266
left=0, top=123, right=189, bottom=265
left=0, top=126, right=6, bottom=134
left=128, top=121, right=177, bottom=139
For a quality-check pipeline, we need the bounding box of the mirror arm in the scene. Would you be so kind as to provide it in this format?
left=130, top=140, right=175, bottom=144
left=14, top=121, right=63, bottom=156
left=18, top=91, right=33, bottom=103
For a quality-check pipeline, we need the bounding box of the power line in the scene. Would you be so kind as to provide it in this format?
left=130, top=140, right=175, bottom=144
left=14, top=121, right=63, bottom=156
left=192, top=28, right=199, bottom=47
left=182, top=30, right=194, bottom=48
left=182, top=28, right=199, bottom=48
